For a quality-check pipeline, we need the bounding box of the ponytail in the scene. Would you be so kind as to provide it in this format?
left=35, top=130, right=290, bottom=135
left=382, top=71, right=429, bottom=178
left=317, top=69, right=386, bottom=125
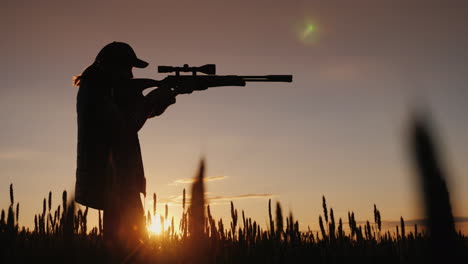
left=72, top=62, right=101, bottom=87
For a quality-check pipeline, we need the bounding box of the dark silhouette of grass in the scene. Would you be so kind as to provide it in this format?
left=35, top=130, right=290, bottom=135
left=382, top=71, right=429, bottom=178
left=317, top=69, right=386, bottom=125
left=1, top=114, right=467, bottom=263
left=409, top=114, right=467, bottom=263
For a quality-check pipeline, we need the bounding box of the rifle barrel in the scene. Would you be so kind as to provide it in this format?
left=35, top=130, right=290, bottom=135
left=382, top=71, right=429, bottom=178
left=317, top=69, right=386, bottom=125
left=239, top=75, right=292, bottom=82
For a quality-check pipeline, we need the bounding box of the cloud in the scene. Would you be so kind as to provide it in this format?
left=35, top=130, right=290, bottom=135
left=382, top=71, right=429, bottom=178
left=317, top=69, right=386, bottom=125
left=0, top=148, right=44, bottom=160
left=156, top=195, right=182, bottom=204
left=171, top=175, right=227, bottom=185
left=454, top=217, right=468, bottom=223
left=318, top=56, right=386, bottom=82
left=150, top=193, right=274, bottom=205
left=209, top=193, right=273, bottom=202
left=354, top=217, right=468, bottom=226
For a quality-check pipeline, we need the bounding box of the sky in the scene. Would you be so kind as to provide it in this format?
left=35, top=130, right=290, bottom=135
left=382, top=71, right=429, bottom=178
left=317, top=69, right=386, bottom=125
left=1, top=0, right=468, bottom=233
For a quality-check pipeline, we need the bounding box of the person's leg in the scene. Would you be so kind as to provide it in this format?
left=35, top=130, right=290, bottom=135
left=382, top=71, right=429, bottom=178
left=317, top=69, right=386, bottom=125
left=102, top=162, right=124, bottom=259
left=120, top=190, right=147, bottom=243
left=103, top=202, right=120, bottom=242
left=111, top=190, right=146, bottom=263
left=103, top=195, right=124, bottom=263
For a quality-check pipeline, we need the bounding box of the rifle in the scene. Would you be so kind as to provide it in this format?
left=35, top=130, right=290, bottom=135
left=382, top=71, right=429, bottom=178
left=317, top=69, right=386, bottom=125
left=157, top=64, right=293, bottom=94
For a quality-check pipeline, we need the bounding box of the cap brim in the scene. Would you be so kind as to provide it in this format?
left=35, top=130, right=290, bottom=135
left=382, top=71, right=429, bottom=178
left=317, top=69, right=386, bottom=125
left=133, top=58, right=149, bottom=68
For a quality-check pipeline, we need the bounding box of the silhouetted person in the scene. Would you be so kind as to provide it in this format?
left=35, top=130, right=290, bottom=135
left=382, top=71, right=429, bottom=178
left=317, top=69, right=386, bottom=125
left=73, top=42, right=175, bottom=254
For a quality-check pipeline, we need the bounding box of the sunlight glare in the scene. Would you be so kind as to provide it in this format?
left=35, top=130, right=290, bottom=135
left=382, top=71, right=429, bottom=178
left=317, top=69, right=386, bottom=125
left=147, top=214, right=171, bottom=235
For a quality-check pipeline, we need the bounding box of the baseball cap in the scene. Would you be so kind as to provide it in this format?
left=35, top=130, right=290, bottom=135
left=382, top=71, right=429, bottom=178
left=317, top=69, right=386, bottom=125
left=95, top=42, right=149, bottom=68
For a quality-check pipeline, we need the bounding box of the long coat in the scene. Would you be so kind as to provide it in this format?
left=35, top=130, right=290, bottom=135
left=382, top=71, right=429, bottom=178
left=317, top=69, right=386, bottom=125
left=75, top=70, right=146, bottom=210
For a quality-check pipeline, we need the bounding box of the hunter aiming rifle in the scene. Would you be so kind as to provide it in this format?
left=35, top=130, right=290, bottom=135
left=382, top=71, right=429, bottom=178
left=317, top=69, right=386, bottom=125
left=156, top=64, right=293, bottom=94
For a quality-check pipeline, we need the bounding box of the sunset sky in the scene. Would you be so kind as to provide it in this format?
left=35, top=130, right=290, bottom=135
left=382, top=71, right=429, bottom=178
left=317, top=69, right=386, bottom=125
left=1, top=0, right=468, bottom=232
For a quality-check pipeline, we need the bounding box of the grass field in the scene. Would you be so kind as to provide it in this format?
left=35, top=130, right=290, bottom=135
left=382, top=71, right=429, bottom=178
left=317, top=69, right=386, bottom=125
left=1, top=116, right=467, bottom=263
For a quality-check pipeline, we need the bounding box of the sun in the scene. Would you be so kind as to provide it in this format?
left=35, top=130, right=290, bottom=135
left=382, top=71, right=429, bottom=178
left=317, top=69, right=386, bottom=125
left=147, top=219, right=162, bottom=235
left=147, top=214, right=171, bottom=235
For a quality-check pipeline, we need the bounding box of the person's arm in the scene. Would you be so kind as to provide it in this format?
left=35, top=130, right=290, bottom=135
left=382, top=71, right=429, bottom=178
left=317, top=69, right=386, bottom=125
left=125, top=78, right=177, bottom=118
left=118, top=78, right=177, bottom=130
left=126, top=78, right=162, bottom=93
left=144, top=88, right=176, bottom=118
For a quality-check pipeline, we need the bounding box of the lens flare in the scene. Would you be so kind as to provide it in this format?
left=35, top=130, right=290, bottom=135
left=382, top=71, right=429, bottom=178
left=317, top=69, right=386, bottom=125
left=302, top=23, right=316, bottom=39
left=294, top=17, right=320, bottom=45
